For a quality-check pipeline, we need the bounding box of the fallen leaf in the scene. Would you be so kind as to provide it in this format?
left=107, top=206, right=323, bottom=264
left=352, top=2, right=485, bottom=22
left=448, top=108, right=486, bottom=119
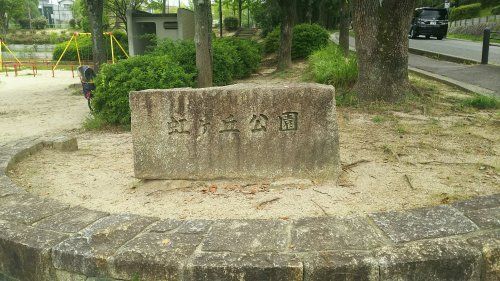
left=209, top=185, right=217, bottom=193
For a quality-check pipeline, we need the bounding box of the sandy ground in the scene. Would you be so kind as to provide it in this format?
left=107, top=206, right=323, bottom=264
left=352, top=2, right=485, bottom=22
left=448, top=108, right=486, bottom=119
left=8, top=67, right=500, bottom=220
left=0, top=70, right=88, bottom=145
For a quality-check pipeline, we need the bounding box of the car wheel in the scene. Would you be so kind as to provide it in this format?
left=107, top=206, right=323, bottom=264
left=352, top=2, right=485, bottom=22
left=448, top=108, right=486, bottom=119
left=437, top=36, right=443, bottom=40
left=425, top=35, right=431, bottom=39
left=409, top=27, right=418, bottom=39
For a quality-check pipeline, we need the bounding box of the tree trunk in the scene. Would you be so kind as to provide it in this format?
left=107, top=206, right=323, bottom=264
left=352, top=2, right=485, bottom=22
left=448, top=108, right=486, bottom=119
left=339, top=0, right=350, bottom=57
left=219, top=0, right=223, bottom=37
left=194, top=0, right=213, bottom=88
left=306, top=0, right=313, bottom=24
left=352, top=0, right=416, bottom=102
left=238, top=0, right=242, bottom=28
left=277, top=0, right=295, bottom=71
left=86, top=0, right=107, bottom=73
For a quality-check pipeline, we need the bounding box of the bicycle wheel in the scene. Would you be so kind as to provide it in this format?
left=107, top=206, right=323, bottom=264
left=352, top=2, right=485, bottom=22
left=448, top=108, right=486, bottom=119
left=87, top=98, right=93, bottom=111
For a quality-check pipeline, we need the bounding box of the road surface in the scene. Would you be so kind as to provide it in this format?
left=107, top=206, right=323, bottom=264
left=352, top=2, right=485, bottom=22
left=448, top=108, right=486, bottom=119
left=409, top=37, right=500, bottom=65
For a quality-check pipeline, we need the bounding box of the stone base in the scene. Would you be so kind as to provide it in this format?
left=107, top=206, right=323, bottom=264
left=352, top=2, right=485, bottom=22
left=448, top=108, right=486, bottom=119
left=0, top=139, right=498, bottom=281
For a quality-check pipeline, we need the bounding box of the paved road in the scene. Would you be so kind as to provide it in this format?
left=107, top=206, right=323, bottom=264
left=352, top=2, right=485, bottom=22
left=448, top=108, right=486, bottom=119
left=409, top=37, right=500, bottom=65
left=334, top=34, right=500, bottom=95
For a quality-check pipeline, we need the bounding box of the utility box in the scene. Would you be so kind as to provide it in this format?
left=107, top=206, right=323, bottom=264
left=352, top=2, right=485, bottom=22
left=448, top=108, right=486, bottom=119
left=126, top=8, right=195, bottom=56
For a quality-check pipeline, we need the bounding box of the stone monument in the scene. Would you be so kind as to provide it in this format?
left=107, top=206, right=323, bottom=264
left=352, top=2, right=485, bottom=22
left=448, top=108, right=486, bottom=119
left=130, top=83, right=340, bottom=181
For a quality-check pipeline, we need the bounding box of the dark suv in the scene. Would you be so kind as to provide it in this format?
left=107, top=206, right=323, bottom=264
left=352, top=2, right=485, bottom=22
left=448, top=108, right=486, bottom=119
left=409, top=8, right=448, bottom=40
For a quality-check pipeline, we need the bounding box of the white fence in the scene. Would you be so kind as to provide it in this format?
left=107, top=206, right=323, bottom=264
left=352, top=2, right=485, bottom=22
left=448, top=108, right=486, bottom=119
left=450, top=15, right=499, bottom=27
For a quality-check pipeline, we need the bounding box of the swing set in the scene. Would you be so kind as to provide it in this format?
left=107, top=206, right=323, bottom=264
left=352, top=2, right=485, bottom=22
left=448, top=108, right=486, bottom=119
left=0, top=32, right=129, bottom=77
left=53, top=32, right=129, bottom=71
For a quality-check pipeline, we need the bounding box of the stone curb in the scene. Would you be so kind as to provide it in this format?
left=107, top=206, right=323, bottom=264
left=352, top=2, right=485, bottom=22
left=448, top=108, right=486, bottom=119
left=407, top=47, right=479, bottom=65
left=0, top=139, right=499, bottom=281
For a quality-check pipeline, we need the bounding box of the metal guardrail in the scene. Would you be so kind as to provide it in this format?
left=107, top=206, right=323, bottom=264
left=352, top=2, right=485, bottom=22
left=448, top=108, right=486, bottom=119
left=481, top=28, right=498, bottom=65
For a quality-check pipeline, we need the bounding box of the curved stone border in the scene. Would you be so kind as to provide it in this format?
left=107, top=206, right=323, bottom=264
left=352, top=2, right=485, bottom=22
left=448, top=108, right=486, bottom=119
left=0, top=138, right=498, bottom=281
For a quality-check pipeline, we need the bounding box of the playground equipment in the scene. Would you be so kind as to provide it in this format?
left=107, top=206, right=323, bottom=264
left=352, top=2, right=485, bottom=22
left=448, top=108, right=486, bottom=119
left=0, top=39, right=22, bottom=71
left=0, top=32, right=129, bottom=77
left=53, top=32, right=129, bottom=71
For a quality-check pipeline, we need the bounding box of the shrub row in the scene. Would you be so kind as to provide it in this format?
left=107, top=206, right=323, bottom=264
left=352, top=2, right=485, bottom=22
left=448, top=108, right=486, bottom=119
left=2, top=32, right=68, bottom=44
left=308, top=44, right=358, bottom=89
left=18, top=18, right=48, bottom=29
left=150, top=37, right=262, bottom=86
left=52, top=31, right=128, bottom=62
left=450, top=3, right=482, bottom=20
left=92, top=37, right=262, bottom=126
left=264, top=23, right=330, bottom=59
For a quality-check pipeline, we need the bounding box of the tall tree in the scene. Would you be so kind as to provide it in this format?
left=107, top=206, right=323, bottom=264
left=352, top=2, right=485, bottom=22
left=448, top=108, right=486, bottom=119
left=105, top=0, right=146, bottom=32
left=339, top=0, right=349, bottom=57
left=352, top=0, right=416, bottom=101
left=194, top=0, right=213, bottom=87
left=86, top=0, right=107, bottom=73
left=277, top=0, right=295, bottom=70
left=238, top=0, right=242, bottom=27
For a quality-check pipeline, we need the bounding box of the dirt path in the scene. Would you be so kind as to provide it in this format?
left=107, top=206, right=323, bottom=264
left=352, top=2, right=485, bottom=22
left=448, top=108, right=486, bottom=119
left=0, top=70, right=88, bottom=145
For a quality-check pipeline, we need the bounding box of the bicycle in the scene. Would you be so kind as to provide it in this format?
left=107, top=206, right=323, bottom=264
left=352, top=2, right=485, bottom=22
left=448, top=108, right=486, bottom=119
left=77, top=66, right=96, bottom=111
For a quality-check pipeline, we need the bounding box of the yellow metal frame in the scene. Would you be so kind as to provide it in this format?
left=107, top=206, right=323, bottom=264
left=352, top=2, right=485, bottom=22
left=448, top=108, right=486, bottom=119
left=0, top=39, right=22, bottom=71
left=52, top=32, right=129, bottom=71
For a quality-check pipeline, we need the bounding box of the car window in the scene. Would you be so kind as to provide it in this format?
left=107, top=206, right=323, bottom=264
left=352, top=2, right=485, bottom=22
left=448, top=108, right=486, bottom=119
left=420, top=9, right=447, bottom=20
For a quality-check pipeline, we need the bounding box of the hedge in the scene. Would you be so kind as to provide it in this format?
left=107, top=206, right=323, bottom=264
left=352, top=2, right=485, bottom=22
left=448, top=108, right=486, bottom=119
left=224, top=17, right=239, bottom=31
left=52, top=31, right=128, bottom=61
left=450, top=3, right=481, bottom=20
left=264, top=23, right=330, bottom=59
left=151, top=37, right=262, bottom=85
left=92, top=55, right=195, bottom=125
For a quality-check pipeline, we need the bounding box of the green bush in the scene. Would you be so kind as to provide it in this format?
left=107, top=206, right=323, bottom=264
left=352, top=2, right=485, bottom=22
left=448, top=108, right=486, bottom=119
left=152, top=38, right=261, bottom=85
left=450, top=3, right=481, bottom=20
left=33, top=18, right=48, bottom=29
left=291, top=24, right=330, bottom=59
left=308, top=44, right=358, bottom=89
left=218, top=37, right=262, bottom=78
left=92, top=55, right=195, bottom=125
left=69, top=18, right=77, bottom=28
left=264, top=28, right=280, bottom=54
left=18, top=18, right=31, bottom=29
left=264, top=24, right=330, bottom=59
left=492, top=5, right=500, bottom=15
left=52, top=31, right=128, bottom=62
left=224, top=17, right=239, bottom=31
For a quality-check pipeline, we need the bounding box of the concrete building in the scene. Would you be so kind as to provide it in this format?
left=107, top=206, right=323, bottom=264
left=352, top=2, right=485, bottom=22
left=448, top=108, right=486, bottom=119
left=39, top=0, right=74, bottom=27
left=126, top=8, right=195, bottom=56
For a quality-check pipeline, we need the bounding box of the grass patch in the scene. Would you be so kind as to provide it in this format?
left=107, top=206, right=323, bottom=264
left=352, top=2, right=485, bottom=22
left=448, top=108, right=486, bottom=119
left=336, top=89, right=359, bottom=107
left=461, top=95, right=499, bottom=109
left=307, top=44, right=358, bottom=89
left=82, top=115, right=131, bottom=131
left=372, top=115, right=385, bottom=123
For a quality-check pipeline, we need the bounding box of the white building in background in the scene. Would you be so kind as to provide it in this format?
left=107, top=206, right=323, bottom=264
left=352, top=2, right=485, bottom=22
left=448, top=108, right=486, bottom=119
left=39, top=0, right=74, bottom=27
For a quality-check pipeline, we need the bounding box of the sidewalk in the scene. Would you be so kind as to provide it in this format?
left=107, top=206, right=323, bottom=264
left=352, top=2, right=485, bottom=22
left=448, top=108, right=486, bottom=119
left=332, top=33, right=500, bottom=97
